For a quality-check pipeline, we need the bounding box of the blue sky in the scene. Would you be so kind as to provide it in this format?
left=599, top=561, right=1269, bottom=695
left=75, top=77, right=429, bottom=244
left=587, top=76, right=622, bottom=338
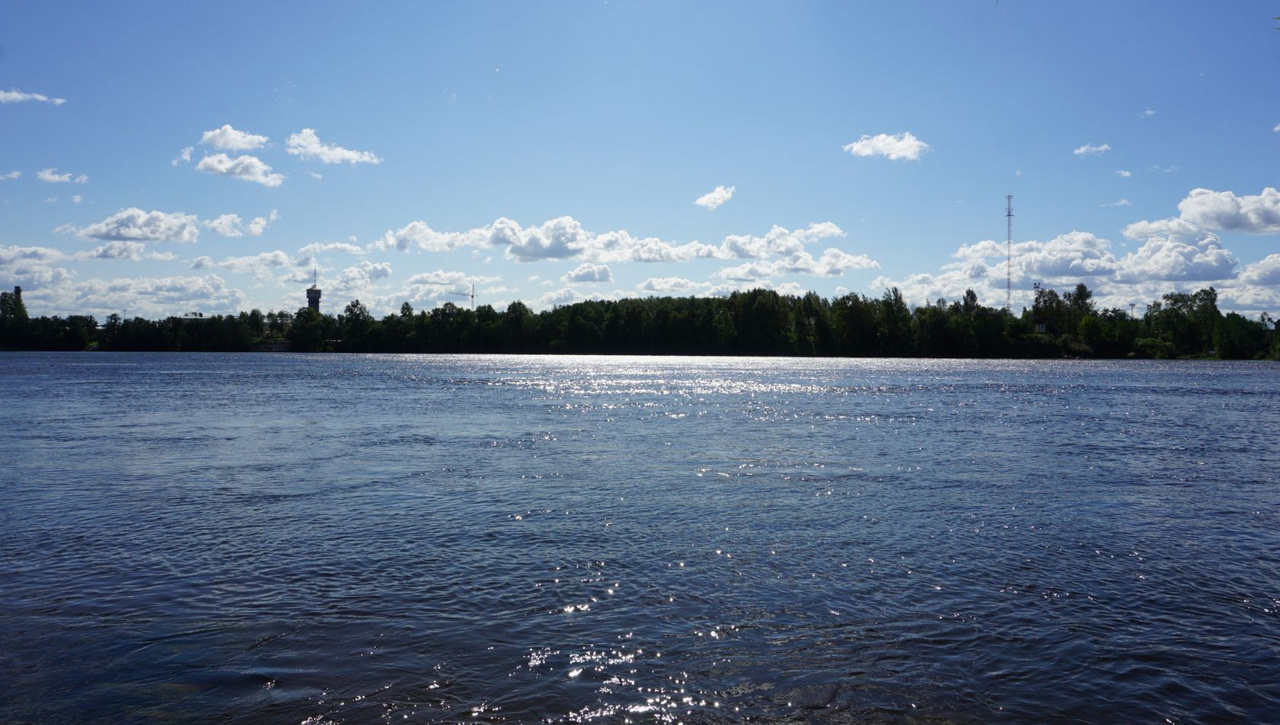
left=2, top=1, right=1278, bottom=318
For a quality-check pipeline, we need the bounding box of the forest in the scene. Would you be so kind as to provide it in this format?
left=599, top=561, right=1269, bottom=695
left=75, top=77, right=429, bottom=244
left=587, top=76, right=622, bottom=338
left=1, top=283, right=1277, bottom=360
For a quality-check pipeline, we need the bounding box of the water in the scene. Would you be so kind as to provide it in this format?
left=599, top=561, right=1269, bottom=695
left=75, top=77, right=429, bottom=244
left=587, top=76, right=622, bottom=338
left=1, top=352, right=1278, bottom=723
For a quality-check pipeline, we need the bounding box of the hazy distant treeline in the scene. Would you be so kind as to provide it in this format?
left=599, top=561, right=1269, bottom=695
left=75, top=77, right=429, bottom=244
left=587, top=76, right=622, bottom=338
left=2, top=284, right=1277, bottom=359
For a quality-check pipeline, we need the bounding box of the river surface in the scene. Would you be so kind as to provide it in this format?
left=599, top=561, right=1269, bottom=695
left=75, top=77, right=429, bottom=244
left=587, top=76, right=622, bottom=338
left=1, top=352, right=1278, bottom=723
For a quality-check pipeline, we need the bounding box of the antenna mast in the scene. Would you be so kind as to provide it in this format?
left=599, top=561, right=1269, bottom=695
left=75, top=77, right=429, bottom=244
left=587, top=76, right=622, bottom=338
left=1005, top=195, right=1014, bottom=313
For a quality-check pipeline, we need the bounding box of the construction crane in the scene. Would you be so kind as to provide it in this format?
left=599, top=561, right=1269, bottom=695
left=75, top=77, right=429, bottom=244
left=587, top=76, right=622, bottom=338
left=449, top=284, right=475, bottom=310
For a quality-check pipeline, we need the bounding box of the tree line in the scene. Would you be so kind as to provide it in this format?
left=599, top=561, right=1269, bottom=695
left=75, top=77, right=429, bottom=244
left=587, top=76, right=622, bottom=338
left=2, top=283, right=1277, bottom=359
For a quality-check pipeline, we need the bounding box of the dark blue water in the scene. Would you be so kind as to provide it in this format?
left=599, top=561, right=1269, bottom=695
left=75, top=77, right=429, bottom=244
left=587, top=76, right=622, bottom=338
left=2, top=352, right=1278, bottom=723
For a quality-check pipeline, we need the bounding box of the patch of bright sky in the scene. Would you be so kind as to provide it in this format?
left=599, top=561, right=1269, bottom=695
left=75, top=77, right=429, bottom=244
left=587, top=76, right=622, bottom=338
left=1, top=1, right=1278, bottom=318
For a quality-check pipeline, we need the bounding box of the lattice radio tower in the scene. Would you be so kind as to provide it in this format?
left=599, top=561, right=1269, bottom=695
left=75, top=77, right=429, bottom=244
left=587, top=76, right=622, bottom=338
left=1005, top=195, right=1014, bottom=313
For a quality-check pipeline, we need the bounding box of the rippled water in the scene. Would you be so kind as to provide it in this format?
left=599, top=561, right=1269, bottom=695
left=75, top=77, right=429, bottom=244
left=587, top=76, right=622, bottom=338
left=2, top=352, right=1278, bottom=723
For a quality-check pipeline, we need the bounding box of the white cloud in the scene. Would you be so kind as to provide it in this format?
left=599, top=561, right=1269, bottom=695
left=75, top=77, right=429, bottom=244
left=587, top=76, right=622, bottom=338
left=539, top=287, right=585, bottom=307
left=73, top=208, right=201, bottom=243
left=206, top=214, right=246, bottom=237
left=1239, top=254, right=1280, bottom=286
left=1124, top=188, right=1280, bottom=238
left=72, top=195, right=83, bottom=204
left=335, top=260, right=393, bottom=292
left=246, top=209, right=279, bottom=236
left=562, top=263, right=613, bottom=284
left=71, top=274, right=244, bottom=317
left=171, top=146, right=193, bottom=166
left=720, top=222, right=845, bottom=259
left=0, top=171, right=20, bottom=181
left=286, top=128, right=381, bottom=165
left=374, top=219, right=495, bottom=253
left=84, top=241, right=148, bottom=260
left=0, top=244, right=67, bottom=265
left=216, top=251, right=294, bottom=282
left=1116, top=233, right=1236, bottom=282
left=695, top=185, right=735, bottom=210
left=203, top=210, right=277, bottom=239
left=396, top=269, right=500, bottom=305
left=1073, top=143, right=1111, bottom=157
left=1140, top=108, right=1156, bottom=118
left=297, top=242, right=365, bottom=268
left=1104, top=199, right=1132, bottom=207
left=1273, top=123, right=1279, bottom=133
left=1116, top=170, right=1132, bottom=178
left=200, top=124, right=269, bottom=152
left=0, top=89, right=65, bottom=105
left=1174, top=188, right=1280, bottom=235
left=196, top=154, right=284, bottom=187
left=714, top=247, right=878, bottom=282
left=501, top=216, right=590, bottom=261
left=581, top=230, right=720, bottom=264
left=842, top=132, right=930, bottom=161
left=38, top=168, right=87, bottom=184
left=638, top=277, right=702, bottom=294
left=376, top=216, right=860, bottom=271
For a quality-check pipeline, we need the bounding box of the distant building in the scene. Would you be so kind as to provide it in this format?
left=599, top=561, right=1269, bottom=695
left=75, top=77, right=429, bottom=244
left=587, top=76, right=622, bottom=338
left=307, top=283, right=322, bottom=313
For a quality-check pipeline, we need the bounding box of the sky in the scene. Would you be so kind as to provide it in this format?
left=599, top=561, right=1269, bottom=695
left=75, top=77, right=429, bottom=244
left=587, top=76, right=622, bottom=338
left=2, top=1, right=1278, bottom=319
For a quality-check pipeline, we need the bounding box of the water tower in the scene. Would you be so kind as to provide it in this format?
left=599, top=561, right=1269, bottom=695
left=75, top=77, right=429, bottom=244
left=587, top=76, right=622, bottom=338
left=306, top=271, right=322, bottom=313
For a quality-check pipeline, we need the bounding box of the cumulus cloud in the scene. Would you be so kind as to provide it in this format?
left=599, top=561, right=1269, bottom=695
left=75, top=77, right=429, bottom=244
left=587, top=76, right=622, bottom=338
left=372, top=216, right=867, bottom=276
left=562, top=263, right=613, bottom=284
left=203, top=210, right=277, bottom=239
left=171, top=147, right=193, bottom=166
left=695, top=185, right=735, bottom=210
left=1140, top=108, right=1156, bottom=118
left=539, top=287, right=586, bottom=307
left=638, top=277, right=702, bottom=294
left=296, top=242, right=364, bottom=268
left=879, top=226, right=1249, bottom=312
left=501, top=216, right=590, bottom=261
left=286, top=128, right=381, bottom=165
left=1104, top=198, right=1132, bottom=207
left=1124, top=188, right=1280, bottom=238
left=842, top=132, right=930, bottom=161
left=206, top=214, right=246, bottom=237
left=1273, top=123, right=1279, bottom=133
left=72, top=195, right=82, bottom=204
left=1174, top=188, right=1280, bottom=235
left=246, top=209, right=279, bottom=236
left=212, top=251, right=294, bottom=282
left=196, top=154, right=284, bottom=187
left=0, top=89, right=65, bottom=105
left=70, top=275, right=244, bottom=317
left=0, top=244, right=67, bottom=265
left=396, top=269, right=500, bottom=306
left=72, top=208, right=201, bottom=243
left=1116, top=170, right=1131, bottom=178
left=1239, top=254, right=1280, bottom=286
left=714, top=247, right=878, bottom=282
left=0, top=171, right=21, bottom=181
left=86, top=241, right=146, bottom=260
left=200, top=124, right=269, bottom=151
left=38, top=168, right=88, bottom=184
left=1073, top=143, right=1111, bottom=157
left=334, top=259, right=393, bottom=292
left=1116, top=233, right=1236, bottom=282
left=720, top=222, right=845, bottom=259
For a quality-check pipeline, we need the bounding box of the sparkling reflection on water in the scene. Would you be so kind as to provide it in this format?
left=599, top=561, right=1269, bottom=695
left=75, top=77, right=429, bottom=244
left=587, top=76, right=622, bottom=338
left=1, top=353, right=1279, bottom=723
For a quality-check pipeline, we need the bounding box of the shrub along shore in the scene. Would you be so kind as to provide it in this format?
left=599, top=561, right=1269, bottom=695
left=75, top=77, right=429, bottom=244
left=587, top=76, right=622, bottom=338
left=1, top=284, right=1277, bottom=359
